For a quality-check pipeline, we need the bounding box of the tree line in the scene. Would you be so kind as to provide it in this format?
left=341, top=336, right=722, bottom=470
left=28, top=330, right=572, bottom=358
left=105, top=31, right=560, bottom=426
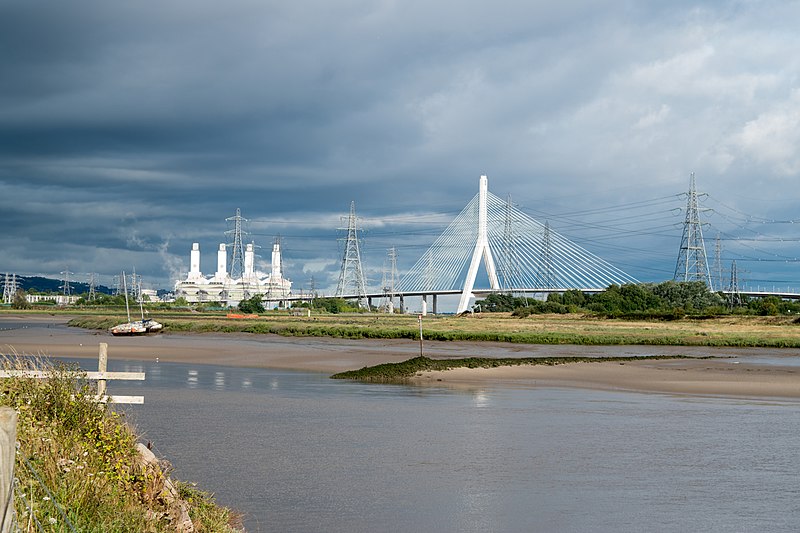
left=475, top=281, right=800, bottom=318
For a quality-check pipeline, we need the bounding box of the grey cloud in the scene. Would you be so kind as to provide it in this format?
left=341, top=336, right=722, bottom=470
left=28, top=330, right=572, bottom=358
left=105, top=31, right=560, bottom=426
left=1, top=0, right=799, bottom=295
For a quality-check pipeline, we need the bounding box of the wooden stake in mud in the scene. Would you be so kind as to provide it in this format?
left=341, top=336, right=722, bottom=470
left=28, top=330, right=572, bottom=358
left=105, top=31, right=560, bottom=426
left=418, top=314, right=424, bottom=357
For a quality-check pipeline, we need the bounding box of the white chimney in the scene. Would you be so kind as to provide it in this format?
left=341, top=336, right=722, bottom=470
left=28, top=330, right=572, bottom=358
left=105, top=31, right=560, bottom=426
left=271, top=243, right=282, bottom=279
left=216, top=243, right=227, bottom=279
left=244, top=243, right=254, bottom=277
left=188, top=242, right=202, bottom=280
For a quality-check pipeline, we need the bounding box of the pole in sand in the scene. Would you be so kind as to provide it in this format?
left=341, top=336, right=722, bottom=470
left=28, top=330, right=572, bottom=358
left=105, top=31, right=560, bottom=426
left=418, top=314, right=424, bottom=357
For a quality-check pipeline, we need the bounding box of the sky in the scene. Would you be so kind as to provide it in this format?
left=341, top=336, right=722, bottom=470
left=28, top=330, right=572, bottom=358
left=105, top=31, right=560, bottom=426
left=2, top=0, right=800, bottom=299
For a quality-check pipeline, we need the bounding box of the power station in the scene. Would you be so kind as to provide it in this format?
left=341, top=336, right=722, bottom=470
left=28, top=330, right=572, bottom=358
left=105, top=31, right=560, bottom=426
left=174, top=209, right=292, bottom=306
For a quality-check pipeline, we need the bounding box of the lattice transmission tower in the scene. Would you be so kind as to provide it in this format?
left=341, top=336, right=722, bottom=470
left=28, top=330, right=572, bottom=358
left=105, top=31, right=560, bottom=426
left=87, top=273, right=98, bottom=301
left=225, top=208, right=248, bottom=280
left=380, top=247, right=398, bottom=311
left=130, top=269, right=142, bottom=302
left=336, top=201, right=368, bottom=308
left=674, top=172, right=711, bottom=287
left=499, top=195, right=522, bottom=293
left=61, top=269, right=73, bottom=297
left=728, top=260, right=742, bottom=308
left=712, top=233, right=723, bottom=293
left=2, top=273, right=18, bottom=304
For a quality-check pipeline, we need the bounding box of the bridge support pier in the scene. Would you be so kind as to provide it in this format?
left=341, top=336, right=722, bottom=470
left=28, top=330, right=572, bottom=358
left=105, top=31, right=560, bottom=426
left=457, top=175, right=500, bottom=314
left=399, top=295, right=405, bottom=314
left=421, top=295, right=427, bottom=316
left=432, top=294, right=438, bottom=315
left=368, top=296, right=373, bottom=309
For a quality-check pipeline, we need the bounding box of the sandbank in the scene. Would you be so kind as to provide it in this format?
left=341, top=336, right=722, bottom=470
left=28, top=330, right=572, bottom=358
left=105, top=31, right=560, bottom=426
left=411, top=359, right=800, bottom=400
left=2, top=314, right=799, bottom=400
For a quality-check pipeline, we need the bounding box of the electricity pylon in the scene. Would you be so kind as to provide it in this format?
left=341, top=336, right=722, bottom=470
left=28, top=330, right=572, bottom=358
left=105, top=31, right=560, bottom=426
left=226, top=208, right=248, bottom=280
left=87, top=273, right=98, bottom=301
left=499, top=195, right=521, bottom=293
left=336, top=201, right=368, bottom=308
left=712, top=233, right=723, bottom=293
left=728, top=260, right=742, bottom=308
left=674, top=172, right=711, bottom=287
left=2, top=273, right=18, bottom=304
left=61, top=269, right=73, bottom=297
left=380, top=247, right=398, bottom=311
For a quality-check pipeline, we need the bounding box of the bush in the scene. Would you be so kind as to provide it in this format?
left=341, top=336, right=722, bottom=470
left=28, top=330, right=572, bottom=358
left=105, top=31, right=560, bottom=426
left=313, top=297, right=360, bottom=314
left=11, top=290, right=30, bottom=309
left=238, top=294, right=265, bottom=314
left=1, top=356, right=239, bottom=531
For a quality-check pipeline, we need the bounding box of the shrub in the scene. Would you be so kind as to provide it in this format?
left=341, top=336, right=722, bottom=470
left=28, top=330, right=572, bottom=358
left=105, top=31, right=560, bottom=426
left=0, top=356, right=239, bottom=531
left=238, top=294, right=265, bottom=314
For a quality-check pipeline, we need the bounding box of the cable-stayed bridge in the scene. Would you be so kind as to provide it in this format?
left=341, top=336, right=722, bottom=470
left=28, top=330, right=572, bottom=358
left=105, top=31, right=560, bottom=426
left=339, top=175, right=639, bottom=313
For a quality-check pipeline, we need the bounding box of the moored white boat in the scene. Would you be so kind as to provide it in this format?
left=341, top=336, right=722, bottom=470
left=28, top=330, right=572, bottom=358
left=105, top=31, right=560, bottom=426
left=110, top=321, right=148, bottom=336
left=137, top=318, right=163, bottom=333
left=109, top=270, right=160, bottom=336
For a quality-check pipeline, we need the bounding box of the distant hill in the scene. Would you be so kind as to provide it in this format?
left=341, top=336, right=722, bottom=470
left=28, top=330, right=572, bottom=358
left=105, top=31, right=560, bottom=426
left=7, top=275, right=113, bottom=296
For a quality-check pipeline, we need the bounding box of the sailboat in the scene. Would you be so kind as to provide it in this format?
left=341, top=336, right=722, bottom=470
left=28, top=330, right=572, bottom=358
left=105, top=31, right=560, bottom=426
left=110, top=271, right=147, bottom=336
left=132, top=274, right=163, bottom=333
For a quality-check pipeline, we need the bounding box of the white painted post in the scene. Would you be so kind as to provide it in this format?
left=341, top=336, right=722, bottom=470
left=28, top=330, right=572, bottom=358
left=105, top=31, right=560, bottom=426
left=97, top=343, right=108, bottom=398
left=0, top=408, right=17, bottom=533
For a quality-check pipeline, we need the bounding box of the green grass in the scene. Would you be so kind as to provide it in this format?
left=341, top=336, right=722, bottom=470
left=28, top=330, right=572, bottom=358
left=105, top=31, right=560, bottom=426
left=331, top=354, right=702, bottom=382
left=65, top=311, right=800, bottom=348
left=1, top=355, right=240, bottom=532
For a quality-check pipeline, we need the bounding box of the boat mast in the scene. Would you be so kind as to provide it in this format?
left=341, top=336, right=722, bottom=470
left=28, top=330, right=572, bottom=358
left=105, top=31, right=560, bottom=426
left=122, top=271, right=131, bottom=323
left=134, top=267, right=145, bottom=320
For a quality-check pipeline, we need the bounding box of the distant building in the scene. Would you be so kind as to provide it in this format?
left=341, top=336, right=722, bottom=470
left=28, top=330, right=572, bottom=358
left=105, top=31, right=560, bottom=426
left=174, top=241, right=292, bottom=306
left=25, top=294, right=79, bottom=305
left=140, top=289, right=160, bottom=302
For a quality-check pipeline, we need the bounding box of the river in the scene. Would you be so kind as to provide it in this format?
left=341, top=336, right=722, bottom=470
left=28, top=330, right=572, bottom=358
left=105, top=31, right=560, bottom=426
left=107, top=359, right=800, bottom=532
left=2, top=317, right=798, bottom=532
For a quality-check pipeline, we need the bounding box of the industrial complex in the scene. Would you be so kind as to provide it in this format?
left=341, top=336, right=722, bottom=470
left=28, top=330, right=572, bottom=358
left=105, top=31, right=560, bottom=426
left=174, top=209, right=292, bottom=306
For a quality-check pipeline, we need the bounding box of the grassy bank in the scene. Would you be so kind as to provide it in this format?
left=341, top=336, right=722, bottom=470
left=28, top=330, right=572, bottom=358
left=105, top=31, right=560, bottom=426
left=65, top=311, right=800, bottom=348
left=1, top=355, right=240, bottom=532
left=331, top=354, right=701, bottom=382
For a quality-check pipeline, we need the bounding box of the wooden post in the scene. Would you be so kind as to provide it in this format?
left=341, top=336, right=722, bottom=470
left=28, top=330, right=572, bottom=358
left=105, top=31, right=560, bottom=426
left=97, top=342, right=108, bottom=398
left=418, top=314, right=424, bottom=357
left=0, top=408, right=17, bottom=533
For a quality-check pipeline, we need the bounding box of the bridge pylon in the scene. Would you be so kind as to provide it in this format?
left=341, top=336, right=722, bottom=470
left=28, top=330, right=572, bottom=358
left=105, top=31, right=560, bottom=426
left=458, top=175, right=500, bottom=313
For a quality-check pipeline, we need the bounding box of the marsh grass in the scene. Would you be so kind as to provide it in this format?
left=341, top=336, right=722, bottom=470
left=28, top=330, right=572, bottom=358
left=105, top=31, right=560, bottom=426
left=330, top=354, right=702, bottom=382
left=69, top=312, right=800, bottom=348
left=0, top=354, right=239, bottom=532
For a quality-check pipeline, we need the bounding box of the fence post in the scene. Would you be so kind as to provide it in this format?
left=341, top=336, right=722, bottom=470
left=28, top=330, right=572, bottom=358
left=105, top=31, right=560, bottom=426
left=97, top=343, right=108, bottom=399
left=0, top=407, right=17, bottom=533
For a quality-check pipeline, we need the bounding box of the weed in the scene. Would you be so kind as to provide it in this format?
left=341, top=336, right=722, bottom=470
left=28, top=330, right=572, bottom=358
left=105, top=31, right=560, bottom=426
left=0, top=355, right=239, bottom=532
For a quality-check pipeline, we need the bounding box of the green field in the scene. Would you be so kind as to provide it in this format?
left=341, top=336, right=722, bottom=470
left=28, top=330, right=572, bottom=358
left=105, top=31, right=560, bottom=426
left=52, top=309, right=800, bottom=348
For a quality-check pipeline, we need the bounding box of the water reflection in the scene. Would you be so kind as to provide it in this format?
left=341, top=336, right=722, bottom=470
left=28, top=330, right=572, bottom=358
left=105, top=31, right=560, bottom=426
left=472, top=390, right=490, bottom=408
left=186, top=369, right=198, bottom=389
left=214, top=371, right=225, bottom=391
left=55, top=357, right=800, bottom=533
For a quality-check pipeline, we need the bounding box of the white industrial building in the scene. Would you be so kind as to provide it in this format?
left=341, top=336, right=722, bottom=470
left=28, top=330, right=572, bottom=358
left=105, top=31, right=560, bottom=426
left=174, top=241, right=292, bottom=306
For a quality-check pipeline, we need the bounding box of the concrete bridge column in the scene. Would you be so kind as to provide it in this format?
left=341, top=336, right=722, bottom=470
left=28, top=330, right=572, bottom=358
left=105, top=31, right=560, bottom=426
left=367, top=296, right=373, bottom=309
left=433, top=294, right=438, bottom=315
left=421, top=295, right=428, bottom=316
left=399, top=295, right=405, bottom=314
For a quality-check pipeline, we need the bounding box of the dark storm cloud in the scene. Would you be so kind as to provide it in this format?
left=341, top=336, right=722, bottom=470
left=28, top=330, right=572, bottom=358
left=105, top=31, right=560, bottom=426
left=2, top=0, right=800, bottom=297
